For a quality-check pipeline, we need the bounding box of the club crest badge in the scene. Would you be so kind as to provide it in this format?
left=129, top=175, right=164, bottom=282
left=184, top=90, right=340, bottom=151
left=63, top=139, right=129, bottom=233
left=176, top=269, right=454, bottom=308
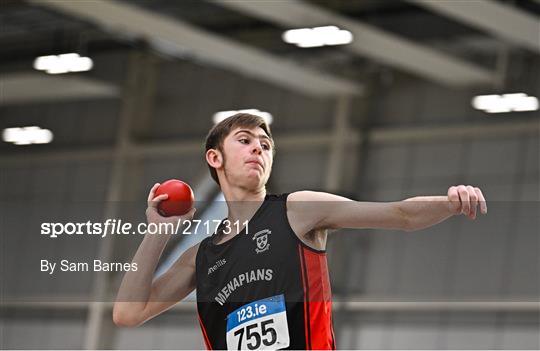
left=253, top=229, right=271, bottom=254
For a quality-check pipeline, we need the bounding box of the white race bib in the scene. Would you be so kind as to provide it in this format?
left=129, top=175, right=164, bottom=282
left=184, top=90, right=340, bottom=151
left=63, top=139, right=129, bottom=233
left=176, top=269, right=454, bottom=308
left=226, top=294, right=290, bottom=350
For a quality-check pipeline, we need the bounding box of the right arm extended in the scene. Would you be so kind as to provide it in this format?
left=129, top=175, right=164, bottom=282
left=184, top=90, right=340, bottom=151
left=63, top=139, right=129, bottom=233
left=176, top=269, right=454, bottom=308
left=112, top=183, right=197, bottom=327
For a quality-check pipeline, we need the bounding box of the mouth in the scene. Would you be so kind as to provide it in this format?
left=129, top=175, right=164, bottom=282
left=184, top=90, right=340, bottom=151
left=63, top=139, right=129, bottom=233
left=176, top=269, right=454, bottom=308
left=246, top=161, right=263, bottom=170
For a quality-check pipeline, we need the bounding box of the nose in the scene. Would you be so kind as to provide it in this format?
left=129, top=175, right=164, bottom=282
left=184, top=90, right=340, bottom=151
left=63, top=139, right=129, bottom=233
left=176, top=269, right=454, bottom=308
left=251, top=141, right=262, bottom=155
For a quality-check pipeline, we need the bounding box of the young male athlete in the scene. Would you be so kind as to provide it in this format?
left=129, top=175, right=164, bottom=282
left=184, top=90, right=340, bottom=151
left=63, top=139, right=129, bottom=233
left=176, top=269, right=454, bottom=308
left=113, top=113, right=487, bottom=350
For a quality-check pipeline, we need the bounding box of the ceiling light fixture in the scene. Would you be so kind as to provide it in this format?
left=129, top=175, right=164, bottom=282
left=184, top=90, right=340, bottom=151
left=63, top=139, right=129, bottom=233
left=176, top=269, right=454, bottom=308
left=212, top=109, right=273, bottom=125
left=2, top=126, right=54, bottom=145
left=33, top=53, right=93, bottom=74
left=283, top=26, right=353, bottom=48
left=472, top=93, right=538, bottom=114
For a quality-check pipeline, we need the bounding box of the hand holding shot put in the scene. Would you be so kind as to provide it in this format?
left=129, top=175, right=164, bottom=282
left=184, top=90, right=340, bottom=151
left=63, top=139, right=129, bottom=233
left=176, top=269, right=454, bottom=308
left=146, top=181, right=196, bottom=233
left=113, top=181, right=197, bottom=327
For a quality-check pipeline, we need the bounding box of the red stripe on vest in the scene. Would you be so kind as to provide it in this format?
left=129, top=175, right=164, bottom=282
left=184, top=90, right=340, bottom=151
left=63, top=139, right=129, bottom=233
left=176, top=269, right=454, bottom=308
left=300, top=246, right=336, bottom=350
left=298, top=244, right=312, bottom=349
left=197, top=313, right=213, bottom=350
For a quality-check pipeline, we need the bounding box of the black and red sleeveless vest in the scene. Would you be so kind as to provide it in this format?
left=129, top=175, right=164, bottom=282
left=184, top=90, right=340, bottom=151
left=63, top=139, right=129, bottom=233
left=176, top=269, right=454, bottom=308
left=195, top=193, right=335, bottom=350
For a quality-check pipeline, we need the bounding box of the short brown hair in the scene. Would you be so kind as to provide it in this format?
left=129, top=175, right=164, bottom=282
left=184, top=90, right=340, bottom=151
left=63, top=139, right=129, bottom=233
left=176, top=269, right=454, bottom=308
left=205, top=113, right=274, bottom=185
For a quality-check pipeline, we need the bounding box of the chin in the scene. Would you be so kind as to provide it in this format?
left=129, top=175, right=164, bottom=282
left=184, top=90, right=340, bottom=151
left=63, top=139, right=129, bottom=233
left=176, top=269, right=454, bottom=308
left=244, top=175, right=263, bottom=188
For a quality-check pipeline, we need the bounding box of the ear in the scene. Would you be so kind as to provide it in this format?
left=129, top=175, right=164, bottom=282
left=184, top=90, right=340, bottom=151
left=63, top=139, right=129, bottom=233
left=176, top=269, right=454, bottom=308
left=206, top=148, right=223, bottom=169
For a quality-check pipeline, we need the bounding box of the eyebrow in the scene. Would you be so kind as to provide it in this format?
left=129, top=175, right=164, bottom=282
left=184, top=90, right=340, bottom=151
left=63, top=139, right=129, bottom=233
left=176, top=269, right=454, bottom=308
left=234, top=129, right=273, bottom=144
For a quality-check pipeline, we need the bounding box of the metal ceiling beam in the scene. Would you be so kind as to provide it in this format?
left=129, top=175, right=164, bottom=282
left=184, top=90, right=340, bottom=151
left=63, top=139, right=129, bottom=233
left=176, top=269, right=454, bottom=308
left=370, top=119, right=540, bottom=144
left=29, top=0, right=362, bottom=96
left=409, top=0, right=540, bottom=54
left=1, top=73, right=119, bottom=104
left=214, top=0, right=496, bottom=87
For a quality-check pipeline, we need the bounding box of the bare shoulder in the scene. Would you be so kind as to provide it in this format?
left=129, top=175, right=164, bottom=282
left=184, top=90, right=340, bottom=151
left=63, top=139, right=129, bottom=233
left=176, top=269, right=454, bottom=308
left=287, top=190, right=316, bottom=201
left=286, top=190, right=317, bottom=217
left=288, top=190, right=351, bottom=202
left=287, top=190, right=352, bottom=214
left=286, top=191, right=350, bottom=249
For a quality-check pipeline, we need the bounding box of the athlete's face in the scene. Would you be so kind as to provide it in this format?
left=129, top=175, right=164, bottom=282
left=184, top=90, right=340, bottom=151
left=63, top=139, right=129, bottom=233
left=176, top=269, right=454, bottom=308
left=219, top=126, right=274, bottom=189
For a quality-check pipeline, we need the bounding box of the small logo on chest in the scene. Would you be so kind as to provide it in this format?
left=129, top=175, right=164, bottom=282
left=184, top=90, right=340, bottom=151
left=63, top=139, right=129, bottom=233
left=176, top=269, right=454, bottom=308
left=252, top=229, right=271, bottom=254
left=208, top=258, right=227, bottom=275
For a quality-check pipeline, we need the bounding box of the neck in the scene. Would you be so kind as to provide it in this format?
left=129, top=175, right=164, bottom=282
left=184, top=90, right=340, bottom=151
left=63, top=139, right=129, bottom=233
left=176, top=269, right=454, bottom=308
left=220, top=183, right=267, bottom=224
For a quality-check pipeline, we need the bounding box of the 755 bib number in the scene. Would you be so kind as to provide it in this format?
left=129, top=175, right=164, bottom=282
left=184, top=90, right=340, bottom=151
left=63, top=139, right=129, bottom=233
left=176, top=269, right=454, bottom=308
left=226, top=295, right=290, bottom=350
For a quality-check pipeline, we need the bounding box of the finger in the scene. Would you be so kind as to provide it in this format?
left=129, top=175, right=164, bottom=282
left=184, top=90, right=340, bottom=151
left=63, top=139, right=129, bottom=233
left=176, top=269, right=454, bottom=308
left=149, top=194, right=168, bottom=208
left=147, top=183, right=160, bottom=203
left=475, top=187, right=487, bottom=214
left=457, top=185, right=470, bottom=215
left=467, top=185, right=478, bottom=219
left=447, top=186, right=460, bottom=214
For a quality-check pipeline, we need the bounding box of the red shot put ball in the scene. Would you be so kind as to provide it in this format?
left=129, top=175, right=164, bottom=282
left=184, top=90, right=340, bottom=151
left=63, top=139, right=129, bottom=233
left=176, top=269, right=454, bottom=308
left=154, top=179, right=194, bottom=216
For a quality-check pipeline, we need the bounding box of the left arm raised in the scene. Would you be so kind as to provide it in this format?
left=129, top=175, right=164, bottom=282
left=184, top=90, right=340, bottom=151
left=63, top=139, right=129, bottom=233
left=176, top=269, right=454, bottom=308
left=287, top=185, right=487, bottom=234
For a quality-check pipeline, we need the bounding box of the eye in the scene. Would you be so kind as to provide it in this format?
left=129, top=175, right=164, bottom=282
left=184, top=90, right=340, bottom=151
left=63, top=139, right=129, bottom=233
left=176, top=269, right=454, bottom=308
left=239, top=138, right=249, bottom=144
left=262, top=143, right=270, bottom=150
